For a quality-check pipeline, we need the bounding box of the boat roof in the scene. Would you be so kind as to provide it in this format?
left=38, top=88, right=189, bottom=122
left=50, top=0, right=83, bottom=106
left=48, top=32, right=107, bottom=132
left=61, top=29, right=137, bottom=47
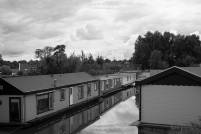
left=1, top=72, right=97, bottom=94
left=136, top=66, right=201, bottom=86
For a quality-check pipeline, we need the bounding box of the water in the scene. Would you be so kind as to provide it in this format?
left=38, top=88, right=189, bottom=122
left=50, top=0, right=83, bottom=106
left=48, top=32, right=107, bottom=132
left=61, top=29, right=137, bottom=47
left=80, top=96, right=139, bottom=134
left=0, top=88, right=139, bottom=134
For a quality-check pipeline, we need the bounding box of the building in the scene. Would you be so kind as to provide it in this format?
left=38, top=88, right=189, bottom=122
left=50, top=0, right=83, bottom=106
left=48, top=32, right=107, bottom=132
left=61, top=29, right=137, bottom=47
left=0, top=72, right=99, bottom=124
left=136, top=66, right=201, bottom=127
left=119, top=71, right=137, bottom=86
left=97, top=75, right=122, bottom=95
left=136, top=70, right=150, bottom=80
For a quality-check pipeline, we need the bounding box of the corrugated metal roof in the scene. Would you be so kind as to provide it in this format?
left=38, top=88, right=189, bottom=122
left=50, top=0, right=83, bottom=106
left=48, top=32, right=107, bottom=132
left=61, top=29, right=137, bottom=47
left=2, top=72, right=97, bottom=93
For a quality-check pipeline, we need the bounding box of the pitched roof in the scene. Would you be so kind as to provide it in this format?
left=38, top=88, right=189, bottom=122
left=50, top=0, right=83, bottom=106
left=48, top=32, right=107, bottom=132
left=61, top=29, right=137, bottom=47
left=150, top=69, right=163, bottom=76
left=96, top=74, right=120, bottom=80
left=2, top=72, right=97, bottom=94
left=136, top=66, right=201, bottom=86
left=181, top=67, right=201, bottom=76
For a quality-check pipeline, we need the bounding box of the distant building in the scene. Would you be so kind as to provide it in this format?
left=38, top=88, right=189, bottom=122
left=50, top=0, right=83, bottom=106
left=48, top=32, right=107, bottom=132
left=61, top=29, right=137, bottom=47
left=136, top=66, right=201, bottom=127
left=19, top=62, right=37, bottom=73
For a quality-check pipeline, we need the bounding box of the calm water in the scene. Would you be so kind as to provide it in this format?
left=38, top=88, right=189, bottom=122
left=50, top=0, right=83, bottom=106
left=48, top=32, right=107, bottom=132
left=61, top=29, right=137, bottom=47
left=0, top=89, right=140, bottom=134
left=80, top=96, right=139, bottom=134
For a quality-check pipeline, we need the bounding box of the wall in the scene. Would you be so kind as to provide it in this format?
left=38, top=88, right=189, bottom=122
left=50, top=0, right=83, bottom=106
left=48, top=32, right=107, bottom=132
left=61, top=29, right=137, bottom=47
left=72, top=82, right=99, bottom=105
left=121, top=73, right=135, bottom=86
left=0, top=95, right=23, bottom=123
left=141, top=85, right=201, bottom=126
left=24, top=87, right=70, bottom=122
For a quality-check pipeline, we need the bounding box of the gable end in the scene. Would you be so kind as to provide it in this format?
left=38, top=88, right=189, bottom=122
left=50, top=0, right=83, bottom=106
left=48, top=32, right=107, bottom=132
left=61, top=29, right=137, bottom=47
left=0, top=79, right=24, bottom=95
left=136, top=67, right=201, bottom=86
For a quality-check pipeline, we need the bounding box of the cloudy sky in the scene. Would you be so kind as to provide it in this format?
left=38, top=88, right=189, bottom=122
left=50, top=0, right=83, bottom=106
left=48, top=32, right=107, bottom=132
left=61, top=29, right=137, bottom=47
left=0, top=0, right=201, bottom=61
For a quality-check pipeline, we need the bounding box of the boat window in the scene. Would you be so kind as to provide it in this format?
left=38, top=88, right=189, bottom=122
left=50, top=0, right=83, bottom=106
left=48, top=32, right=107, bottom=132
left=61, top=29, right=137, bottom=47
left=69, top=87, right=73, bottom=95
left=37, top=92, right=54, bottom=114
left=78, top=85, right=84, bottom=99
left=87, top=84, right=91, bottom=96
left=94, top=82, right=97, bottom=91
left=60, top=89, right=65, bottom=101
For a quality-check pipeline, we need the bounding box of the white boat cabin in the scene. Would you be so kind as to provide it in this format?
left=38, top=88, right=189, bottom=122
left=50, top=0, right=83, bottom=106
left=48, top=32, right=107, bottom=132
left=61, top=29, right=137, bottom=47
left=136, top=66, right=201, bottom=127
left=0, top=72, right=98, bottom=124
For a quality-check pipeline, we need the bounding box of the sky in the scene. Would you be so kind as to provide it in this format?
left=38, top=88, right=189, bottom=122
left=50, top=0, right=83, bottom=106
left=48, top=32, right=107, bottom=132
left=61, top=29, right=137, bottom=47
left=0, top=0, right=201, bottom=61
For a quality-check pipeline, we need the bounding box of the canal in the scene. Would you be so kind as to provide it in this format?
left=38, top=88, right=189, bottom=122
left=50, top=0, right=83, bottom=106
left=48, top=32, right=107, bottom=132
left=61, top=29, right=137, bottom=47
left=0, top=88, right=139, bottom=134
left=80, top=96, right=138, bottom=134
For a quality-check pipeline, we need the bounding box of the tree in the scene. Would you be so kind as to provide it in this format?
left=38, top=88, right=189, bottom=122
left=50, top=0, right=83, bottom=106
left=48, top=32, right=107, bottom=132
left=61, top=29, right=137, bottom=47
left=0, top=65, right=12, bottom=75
left=53, top=45, right=67, bottom=73
left=0, top=54, right=3, bottom=66
left=132, top=31, right=201, bottom=69
left=35, top=46, right=54, bottom=60
left=149, top=50, right=168, bottom=69
left=96, top=56, right=104, bottom=67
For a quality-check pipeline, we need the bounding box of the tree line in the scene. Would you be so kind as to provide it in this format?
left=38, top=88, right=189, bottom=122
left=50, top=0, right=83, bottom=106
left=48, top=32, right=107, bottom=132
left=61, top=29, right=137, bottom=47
left=132, top=31, right=201, bottom=69
left=34, top=45, right=132, bottom=75
left=0, top=45, right=133, bottom=76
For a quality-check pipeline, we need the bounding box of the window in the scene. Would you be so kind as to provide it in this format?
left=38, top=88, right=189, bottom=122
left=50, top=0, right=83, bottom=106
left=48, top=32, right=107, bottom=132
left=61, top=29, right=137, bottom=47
left=49, top=92, right=54, bottom=109
left=69, top=87, right=73, bottom=95
left=0, top=85, right=3, bottom=90
left=94, top=82, right=97, bottom=91
left=37, top=92, right=54, bottom=114
left=114, top=79, right=116, bottom=86
left=78, top=85, right=84, bottom=99
left=60, top=89, right=65, bottom=101
left=105, top=80, right=109, bottom=89
left=87, top=84, right=91, bottom=96
left=111, top=79, right=114, bottom=88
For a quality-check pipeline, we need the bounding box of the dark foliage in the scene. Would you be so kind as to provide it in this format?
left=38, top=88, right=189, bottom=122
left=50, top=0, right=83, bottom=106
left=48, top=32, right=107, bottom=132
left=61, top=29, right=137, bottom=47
left=132, top=31, right=201, bottom=69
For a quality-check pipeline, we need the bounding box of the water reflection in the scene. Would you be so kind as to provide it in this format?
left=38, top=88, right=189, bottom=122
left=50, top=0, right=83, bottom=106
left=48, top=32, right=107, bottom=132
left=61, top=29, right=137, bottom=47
left=1, top=88, right=139, bottom=134
left=80, top=95, right=139, bottom=134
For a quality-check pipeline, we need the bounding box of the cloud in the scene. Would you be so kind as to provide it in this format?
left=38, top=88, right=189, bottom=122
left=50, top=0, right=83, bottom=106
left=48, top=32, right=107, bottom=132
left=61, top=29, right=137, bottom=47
left=1, top=0, right=201, bottom=61
left=75, top=24, right=103, bottom=40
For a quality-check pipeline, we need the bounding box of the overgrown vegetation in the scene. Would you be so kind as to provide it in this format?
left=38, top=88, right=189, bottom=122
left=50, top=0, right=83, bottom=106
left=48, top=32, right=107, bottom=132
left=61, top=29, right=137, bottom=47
left=131, top=31, right=201, bottom=69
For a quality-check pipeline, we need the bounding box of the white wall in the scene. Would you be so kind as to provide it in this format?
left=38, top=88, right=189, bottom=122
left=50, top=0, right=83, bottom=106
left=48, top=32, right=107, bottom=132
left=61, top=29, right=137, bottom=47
left=121, top=73, right=135, bottom=86
left=0, top=96, right=10, bottom=123
left=141, top=85, right=201, bottom=126
left=25, top=88, right=70, bottom=122
left=0, top=95, right=23, bottom=123
left=72, top=82, right=99, bottom=105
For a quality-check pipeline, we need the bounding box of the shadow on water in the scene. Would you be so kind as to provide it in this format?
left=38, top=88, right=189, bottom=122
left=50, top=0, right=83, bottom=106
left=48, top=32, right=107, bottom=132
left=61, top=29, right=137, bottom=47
left=0, top=88, right=140, bottom=134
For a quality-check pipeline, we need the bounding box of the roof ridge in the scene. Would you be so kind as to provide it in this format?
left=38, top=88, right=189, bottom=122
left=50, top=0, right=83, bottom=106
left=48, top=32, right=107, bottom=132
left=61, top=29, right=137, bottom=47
left=2, top=72, right=89, bottom=79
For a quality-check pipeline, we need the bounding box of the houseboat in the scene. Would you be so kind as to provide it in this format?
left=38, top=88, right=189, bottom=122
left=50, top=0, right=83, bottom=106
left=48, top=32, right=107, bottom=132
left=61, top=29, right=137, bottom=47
left=0, top=72, right=99, bottom=125
left=120, top=71, right=137, bottom=85
left=136, top=66, right=201, bottom=127
left=97, top=75, right=122, bottom=96
left=111, top=71, right=136, bottom=88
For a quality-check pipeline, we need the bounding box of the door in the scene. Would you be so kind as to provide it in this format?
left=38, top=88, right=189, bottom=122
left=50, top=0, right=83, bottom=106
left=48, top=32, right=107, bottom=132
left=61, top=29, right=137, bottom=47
left=9, top=97, right=21, bottom=122
left=69, top=87, right=73, bottom=105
